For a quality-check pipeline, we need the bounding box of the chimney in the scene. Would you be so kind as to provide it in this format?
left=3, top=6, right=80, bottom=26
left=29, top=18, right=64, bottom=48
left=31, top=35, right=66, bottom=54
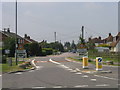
left=98, top=36, right=101, bottom=40
left=27, top=36, right=30, bottom=39
left=7, top=28, right=10, bottom=33
left=88, top=37, right=91, bottom=41
left=109, top=33, right=111, bottom=36
left=24, top=34, right=27, bottom=38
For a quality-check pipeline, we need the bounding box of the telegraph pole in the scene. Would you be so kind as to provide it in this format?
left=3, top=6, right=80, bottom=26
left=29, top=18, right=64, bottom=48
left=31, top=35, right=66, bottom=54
left=15, top=0, right=18, bottom=65
left=81, top=26, right=84, bottom=39
left=54, top=32, right=56, bottom=42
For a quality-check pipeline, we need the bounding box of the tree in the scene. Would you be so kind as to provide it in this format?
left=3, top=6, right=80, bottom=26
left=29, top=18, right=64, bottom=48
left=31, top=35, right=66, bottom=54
left=3, top=37, right=15, bottom=57
left=24, top=43, right=42, bottom=56
left=71, top=40, right=76, bottom=50
left=64, top=42, right=71, bottom=50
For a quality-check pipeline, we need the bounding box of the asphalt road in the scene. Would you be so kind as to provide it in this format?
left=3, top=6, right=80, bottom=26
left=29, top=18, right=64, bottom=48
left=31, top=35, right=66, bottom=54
left=2, top=53, right=120, bottom=89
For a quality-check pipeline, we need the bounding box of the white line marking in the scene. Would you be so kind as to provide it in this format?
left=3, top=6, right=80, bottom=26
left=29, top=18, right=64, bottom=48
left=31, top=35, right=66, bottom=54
left=0, top=75, right=2, bottom=76
left=82, top=75, right=89, bottom=78
left=74, top=85, right=88, bottom=88
left=15, top=72, right=22, bottom=75
left=75, top=68, right=81, bottom=71
left=96, top=84, right=109, bottom=87
left=32, top=87, right=46, bottom=88
left=94, top=75, right=118, bottom=81
left=70, top=70, right=77, bottom=72
left=67, top=69, right=73, bottom=71
left=75, top=72, right=82, bottom=75
left=91, top=79, right=97, bottom=81
left=53, top=86, right=63, bottom=88
left=49, top=59, right=61, bottom=65
left=117, top=84, right=120, bottom=86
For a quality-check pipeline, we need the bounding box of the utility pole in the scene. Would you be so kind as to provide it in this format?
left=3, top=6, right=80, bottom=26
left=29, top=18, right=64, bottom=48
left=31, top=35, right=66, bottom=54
left=15, top=0, right=18, bottom=65
left=54, top=32, right=56, bottom=42
left=81, top=26, right=84, bottom=39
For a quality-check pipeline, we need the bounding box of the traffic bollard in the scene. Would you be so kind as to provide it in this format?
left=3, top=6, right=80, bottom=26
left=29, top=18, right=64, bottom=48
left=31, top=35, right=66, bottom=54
left=96, top=57, right=102, bottom=71
left=82, top=56, right=88, bottom=69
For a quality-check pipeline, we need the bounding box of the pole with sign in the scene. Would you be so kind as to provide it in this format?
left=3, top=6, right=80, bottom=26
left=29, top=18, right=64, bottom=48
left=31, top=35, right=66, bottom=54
left=96, top=57, right=103, bottom=71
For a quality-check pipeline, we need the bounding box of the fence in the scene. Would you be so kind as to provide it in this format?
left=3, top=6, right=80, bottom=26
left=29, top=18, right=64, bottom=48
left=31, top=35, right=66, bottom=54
left=88, top=52, right=120, bottom=61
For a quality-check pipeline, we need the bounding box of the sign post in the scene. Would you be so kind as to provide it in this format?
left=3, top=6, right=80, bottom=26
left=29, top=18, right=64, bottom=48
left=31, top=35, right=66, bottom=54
left=96, top=57, right=103, bottom=71
left=82, top=56, right=88, bottom=69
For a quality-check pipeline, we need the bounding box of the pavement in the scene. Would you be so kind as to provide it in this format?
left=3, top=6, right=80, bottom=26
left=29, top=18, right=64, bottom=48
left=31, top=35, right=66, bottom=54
left=1, top=53, right=120, bottom=89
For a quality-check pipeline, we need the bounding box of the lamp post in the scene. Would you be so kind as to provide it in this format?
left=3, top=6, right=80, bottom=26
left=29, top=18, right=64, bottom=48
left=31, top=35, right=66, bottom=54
left=15, top=0, right=18, bottom=65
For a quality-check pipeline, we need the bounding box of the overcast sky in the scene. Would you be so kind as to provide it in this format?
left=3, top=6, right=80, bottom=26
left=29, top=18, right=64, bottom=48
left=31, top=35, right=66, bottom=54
left=1, top=1, right=118, bottom=44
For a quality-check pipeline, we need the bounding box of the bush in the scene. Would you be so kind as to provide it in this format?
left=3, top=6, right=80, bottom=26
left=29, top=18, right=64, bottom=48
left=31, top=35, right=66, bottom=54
left=2, top=55, right=7, bottom=64
left=41, top=50, right=47, bottom=56
left=42, top=48, right=53, bottom=55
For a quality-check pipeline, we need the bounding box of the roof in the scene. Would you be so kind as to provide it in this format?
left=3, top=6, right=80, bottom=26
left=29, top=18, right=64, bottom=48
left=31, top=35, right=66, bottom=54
left=0, top=30, right=23, bottom=39
left=117, top=32, right=120, bottom=36
left=110, top=36, right=120, bottom=47
left=105, top=35, right=113, bottom=42
left=89, top=37, right=104, bottom=43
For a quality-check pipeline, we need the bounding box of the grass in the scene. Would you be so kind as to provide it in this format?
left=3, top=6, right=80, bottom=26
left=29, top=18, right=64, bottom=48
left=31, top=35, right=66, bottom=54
left=0, top=57, right=33, bottom=73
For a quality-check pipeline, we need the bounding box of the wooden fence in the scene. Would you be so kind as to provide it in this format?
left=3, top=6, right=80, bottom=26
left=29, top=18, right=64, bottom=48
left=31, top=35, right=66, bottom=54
left=88, top=52, right=120, bottom=60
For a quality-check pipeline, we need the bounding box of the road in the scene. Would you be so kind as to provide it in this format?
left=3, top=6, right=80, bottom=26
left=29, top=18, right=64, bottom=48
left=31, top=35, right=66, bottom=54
left=2, top=53, right=120, bottom=89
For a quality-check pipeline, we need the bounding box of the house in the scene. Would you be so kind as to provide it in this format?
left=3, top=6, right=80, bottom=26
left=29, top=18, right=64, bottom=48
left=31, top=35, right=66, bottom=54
left=0, top=28, right=37, bottom=49
left=110, top=32, right=120, bottom=52
left=88, top=36, right=104, bottom=46
left=104, top=33, right=113, bottom=45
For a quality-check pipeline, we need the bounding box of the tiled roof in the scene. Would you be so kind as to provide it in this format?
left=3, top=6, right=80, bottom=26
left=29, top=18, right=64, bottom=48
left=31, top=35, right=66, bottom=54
left=89, top=38, right=104, bottom=43
left=110, top=37, right=120, bottom=47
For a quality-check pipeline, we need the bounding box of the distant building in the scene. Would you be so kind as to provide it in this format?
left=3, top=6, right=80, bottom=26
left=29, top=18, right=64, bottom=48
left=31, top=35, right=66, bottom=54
left=88, top=36, right=104, bottom=46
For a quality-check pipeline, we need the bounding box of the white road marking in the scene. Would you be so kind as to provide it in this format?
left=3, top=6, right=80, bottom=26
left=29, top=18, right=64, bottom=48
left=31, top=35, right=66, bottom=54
left=49, top=59, right=61, bottom=65
left=66, top=69, right=73, bottom=71
left=75, top=68, right=81, bottom=71
left=32, top=87, right=46, bottom=88
left=82, top=75, right=89, bottom=78
left=117, top=84, right=120, bottom=86
left=0, top=75, right=2, bottom=77
left=96, top=84, right=109, bottom=87
left=91, top=79, right=97, bottom=81
left=70, top=70, right=77, bottom=72
left=15, top=72, right=22, bottom=75
left=74, top=85, right=88, bottom=88
left=53, top=86, right=63, bottom=88
left=94, top=75, right=118, bottom=81
left=75, top=72, right=82, bottom=75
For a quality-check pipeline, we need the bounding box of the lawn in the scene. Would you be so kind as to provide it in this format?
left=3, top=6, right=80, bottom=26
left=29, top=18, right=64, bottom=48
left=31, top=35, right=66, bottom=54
left=0, top=57, right=33, bottom=73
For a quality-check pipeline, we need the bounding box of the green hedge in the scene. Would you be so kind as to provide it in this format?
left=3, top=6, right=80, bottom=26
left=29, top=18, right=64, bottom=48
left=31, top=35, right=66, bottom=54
left=42, top=48, right=53, bottom=56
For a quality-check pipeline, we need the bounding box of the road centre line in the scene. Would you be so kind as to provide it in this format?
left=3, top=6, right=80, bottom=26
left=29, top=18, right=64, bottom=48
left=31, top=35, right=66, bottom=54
left=32, top=87, right=46, bottom=88
left=94, top=75, right=119, bottom=81
left=53, top=86, right=63, bottom=88
left=74, top=85, right=88, bottom=88
left=96, top=84, right=109, bottom=87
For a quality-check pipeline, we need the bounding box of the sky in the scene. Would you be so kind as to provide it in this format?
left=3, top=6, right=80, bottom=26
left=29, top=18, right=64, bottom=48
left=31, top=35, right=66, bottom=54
left=1, top=1, right=119, bottom=44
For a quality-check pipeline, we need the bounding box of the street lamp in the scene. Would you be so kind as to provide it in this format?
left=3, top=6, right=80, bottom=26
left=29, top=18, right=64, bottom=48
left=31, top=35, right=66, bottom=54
left=15, top=0, right=18, bottom=65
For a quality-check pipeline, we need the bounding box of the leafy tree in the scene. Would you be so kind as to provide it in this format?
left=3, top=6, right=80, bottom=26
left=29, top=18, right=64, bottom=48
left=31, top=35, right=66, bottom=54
left=64, top=42, right=71, bottom=50
left=24, top=43, right=42, bottom=56
left=71, top=40, right=76, bottom=50
left=3, top=37, right=15, bottom=57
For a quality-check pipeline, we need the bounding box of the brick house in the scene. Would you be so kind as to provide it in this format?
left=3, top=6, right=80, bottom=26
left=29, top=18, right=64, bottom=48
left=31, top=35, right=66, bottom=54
left=0, top=28, right=37, bottom=51
left=110, top=32, right=120, bottom=52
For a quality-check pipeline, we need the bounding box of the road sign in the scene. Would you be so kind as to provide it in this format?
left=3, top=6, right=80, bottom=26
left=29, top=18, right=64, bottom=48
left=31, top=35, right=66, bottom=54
left=98, top=58, right=102, bottom=62
left=5, top=50, right=10, bottom=54
left=96, top=57, right=103, bottom=71
left=16, top=50, right=26, bottom=58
